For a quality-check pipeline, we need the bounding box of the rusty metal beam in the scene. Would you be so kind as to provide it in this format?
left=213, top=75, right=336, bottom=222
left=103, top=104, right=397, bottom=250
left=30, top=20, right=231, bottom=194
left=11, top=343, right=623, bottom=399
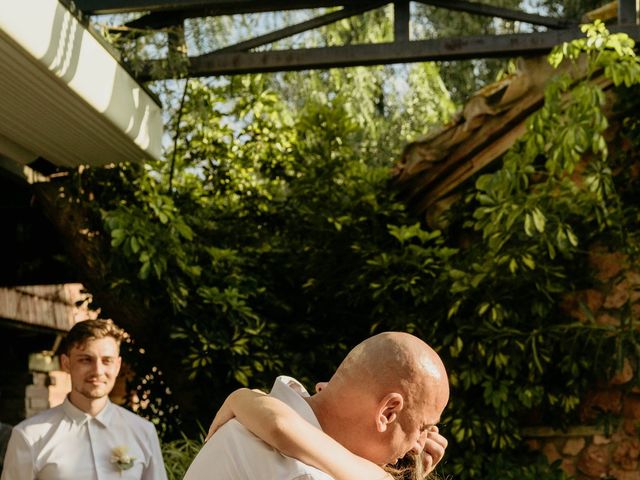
left=138, top=25, right=640, bottom=80
left=76, top=0, right=351, bottom=15
left=619, top=0, right=639, bottom=24
left=394, top=1, right=410, bottom=42
left=123, top=0, right=382, bottom=30
left=217, top=2, right=388, bottom=53
left=416, top=0, right=575, bottom=29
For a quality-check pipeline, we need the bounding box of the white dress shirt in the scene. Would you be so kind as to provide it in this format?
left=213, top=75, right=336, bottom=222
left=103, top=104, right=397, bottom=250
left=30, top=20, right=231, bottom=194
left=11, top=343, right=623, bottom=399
left=1, top=397, right=167, bottom=480
left=184, top=375, right=335, bottom=480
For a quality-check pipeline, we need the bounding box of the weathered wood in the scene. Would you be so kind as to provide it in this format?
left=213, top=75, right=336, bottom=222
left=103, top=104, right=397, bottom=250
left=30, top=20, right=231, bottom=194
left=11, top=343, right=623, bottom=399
left=393, top=57, right=552, bottom=208
left=413, top=120, right=528, bottom=213
left=0, top=284, right=92, bottom=332
left=393, top=55, right=616, bottom=222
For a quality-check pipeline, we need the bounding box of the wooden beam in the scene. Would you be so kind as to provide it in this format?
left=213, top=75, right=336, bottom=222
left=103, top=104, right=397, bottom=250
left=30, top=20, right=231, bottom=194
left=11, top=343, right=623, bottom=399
left=138, top=26, right=640, bottom=80
left=416, top=0, right=575, bottom=29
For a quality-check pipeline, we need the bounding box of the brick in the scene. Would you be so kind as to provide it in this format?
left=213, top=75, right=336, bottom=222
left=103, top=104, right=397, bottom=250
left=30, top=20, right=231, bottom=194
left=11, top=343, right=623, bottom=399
left=526, top=439, right=542, bottom=451
left=584, top=289, right=605, bottom=314
left=623, top=395, right=640, bottom=420
left=604, top=279, right=631, bottom=309
left=580, top=389, right=623, bottom=422
left=611, top=358, right=634, bottom=385
left=589, top=248, right=627, bottom=282
left=25, top=385, right=49, bottom=399
left=596, top=313, right=619, bottom=326
left=577, top=444, right=610, bottom=478
left=609, top=468, right=640, bottom=480
left=593, top=434, right=612, bottom=445
left=623, top=419, right=640, bottom=436
left=560, top=458, right=576, bottom=477
left=563, top=437, right=586, bottom=456
left=28, top=397, right=49, bottom=409
left=562, top=290, right=605, bottom=322
left=626, top=271, right=640, bottom=288
left=543, top=442, right=562, bottom=464
left=612, top=438, right=640, bottom=470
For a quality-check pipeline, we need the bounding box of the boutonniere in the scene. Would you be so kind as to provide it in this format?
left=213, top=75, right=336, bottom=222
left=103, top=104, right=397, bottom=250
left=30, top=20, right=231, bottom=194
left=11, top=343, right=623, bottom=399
left=111, top=445, right=135, bottom=474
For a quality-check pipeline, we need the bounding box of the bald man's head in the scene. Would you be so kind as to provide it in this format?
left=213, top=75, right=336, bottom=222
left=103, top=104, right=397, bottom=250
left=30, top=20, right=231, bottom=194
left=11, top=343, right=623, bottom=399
left=309, top=332, right=449, bottom=465
left=332, top=332, right=446, bottom=398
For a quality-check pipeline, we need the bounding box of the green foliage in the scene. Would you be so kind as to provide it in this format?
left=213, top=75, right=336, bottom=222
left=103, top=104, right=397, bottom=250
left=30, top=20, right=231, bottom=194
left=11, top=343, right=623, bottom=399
left=435, top=22, right=640, bottom=477
left=161, top=434, right=203, bottom=480
left=72, top=16, right=640, bottom=480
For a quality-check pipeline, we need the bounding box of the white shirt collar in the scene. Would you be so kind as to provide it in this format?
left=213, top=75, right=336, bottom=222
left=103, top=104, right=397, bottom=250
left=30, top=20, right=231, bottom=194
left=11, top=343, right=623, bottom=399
left=62, top=396, right=114, bottom=428
left=269, top=375, right=322, bottom=430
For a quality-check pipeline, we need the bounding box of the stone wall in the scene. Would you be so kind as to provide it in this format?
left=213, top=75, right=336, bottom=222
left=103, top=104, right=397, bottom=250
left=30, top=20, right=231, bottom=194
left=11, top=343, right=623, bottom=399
left=526, top=244, right=640, bottom=480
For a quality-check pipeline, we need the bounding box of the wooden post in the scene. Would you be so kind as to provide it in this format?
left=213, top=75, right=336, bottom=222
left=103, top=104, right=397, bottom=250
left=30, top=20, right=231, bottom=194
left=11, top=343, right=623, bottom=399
left=619, top=0, right=639, bottom=24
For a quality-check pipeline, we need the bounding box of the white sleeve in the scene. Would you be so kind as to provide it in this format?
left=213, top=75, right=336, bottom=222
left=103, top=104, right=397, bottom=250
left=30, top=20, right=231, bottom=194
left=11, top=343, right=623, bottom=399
left=141, top=423, right=168, bottom=480
left=1, top=428, right=36, bottom=480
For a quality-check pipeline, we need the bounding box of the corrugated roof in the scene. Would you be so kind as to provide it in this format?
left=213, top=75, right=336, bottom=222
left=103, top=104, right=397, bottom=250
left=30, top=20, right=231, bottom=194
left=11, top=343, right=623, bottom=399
left=0, top=0, right=163, bottom=169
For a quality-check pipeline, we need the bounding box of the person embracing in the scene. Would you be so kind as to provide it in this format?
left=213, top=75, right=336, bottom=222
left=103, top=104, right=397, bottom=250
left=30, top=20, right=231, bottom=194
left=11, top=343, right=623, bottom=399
left=185, top=331, right=449, bottom=480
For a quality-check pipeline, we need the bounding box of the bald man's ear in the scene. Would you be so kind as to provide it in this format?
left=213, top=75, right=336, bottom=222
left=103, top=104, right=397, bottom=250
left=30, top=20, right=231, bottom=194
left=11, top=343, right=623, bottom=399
left=375, top=392, right=404, bottom=433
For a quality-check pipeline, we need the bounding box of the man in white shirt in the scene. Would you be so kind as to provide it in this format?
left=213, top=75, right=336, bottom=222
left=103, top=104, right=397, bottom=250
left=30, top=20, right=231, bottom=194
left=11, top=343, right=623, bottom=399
left=186, top=375, right=333, bottom=480
left=185, top=332, right=450, bottom=479
left=1, top=319, right=168, bottom=480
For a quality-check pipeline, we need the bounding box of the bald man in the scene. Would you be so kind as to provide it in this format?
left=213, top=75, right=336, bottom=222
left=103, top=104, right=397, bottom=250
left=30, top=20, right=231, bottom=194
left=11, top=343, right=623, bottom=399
left=185, top=332, right=449, bottom=479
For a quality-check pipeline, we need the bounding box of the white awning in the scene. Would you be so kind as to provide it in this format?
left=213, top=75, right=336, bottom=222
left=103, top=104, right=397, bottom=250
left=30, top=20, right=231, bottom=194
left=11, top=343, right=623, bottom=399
left=0, top=0, right=163, bottom=168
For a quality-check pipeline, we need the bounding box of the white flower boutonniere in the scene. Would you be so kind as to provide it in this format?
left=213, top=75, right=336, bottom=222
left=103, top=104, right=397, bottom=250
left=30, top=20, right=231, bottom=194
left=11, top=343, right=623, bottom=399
left=111, top=445, right=135, bottom=474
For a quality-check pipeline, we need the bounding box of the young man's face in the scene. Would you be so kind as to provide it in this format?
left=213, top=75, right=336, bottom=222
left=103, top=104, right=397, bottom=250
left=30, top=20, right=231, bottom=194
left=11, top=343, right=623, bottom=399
left=61, top=336, right=122, bottom=400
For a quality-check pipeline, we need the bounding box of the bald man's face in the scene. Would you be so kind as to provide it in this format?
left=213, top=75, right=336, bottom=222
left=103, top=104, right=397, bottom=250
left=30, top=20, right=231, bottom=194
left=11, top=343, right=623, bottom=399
left=320, top=332, right=450, bottom=466
left=382, top=379, right=449, bottom=465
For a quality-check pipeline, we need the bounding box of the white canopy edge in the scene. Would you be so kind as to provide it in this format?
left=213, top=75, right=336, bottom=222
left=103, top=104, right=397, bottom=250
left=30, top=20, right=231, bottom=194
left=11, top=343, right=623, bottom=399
left=0, top=0, right=163, bottom=168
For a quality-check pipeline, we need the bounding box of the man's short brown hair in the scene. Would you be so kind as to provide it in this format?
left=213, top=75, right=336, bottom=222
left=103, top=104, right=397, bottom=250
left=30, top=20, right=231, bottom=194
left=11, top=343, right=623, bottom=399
left=59, top=319, right=126, bottom=356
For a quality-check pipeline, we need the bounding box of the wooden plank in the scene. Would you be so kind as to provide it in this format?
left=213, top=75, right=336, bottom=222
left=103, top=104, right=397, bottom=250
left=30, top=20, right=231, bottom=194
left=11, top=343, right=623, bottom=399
left=412, top=119, right=528, bottom=213
left=395, top=85, right=545, bottom=205
left=403, top=73, right=615, bottom=215
left=0, top=285, right=96, bottom=332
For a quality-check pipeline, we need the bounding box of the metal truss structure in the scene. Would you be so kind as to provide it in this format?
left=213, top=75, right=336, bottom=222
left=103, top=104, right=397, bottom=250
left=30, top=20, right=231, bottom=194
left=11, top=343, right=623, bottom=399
left=73, top=0, right=640, bottom=79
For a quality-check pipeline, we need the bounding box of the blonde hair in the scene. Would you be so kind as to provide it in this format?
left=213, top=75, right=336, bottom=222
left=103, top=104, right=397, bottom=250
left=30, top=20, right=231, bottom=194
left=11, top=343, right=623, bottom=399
left=385, top=453, right=434, bottom=480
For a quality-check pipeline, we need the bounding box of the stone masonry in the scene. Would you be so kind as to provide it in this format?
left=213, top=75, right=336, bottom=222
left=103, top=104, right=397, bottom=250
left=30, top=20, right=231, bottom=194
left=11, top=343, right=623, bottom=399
left=527, top=244, right=640, bottom=480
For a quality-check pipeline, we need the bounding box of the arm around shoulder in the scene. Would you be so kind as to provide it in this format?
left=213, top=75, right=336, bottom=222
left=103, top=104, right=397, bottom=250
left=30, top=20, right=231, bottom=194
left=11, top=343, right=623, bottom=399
left=218, top=389, right=391, bottom=480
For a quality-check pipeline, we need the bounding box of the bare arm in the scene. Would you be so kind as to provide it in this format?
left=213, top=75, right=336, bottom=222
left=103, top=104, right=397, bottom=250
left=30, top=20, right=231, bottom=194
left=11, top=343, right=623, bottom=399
left=207, top=389, right=392, bottom=480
